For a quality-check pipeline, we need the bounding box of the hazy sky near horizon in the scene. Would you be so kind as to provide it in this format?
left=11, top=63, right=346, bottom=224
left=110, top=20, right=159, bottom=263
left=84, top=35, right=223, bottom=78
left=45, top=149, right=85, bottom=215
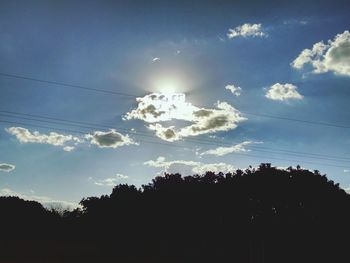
left=0, top=0, right=349, bottom=207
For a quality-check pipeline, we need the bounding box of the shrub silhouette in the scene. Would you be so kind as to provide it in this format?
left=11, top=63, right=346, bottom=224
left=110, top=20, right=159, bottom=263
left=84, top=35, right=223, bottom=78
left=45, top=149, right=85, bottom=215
left=0, top=163, right=349, bottom=263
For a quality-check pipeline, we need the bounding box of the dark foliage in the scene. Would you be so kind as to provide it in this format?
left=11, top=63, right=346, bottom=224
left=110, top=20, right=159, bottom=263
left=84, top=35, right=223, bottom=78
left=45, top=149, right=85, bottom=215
left=1, top=164, right=349, bottom=262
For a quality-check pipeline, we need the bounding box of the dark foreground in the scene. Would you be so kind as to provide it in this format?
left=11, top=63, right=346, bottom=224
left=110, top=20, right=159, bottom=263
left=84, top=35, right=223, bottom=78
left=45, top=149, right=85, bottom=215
left=1, top=164, right=349, bottom=263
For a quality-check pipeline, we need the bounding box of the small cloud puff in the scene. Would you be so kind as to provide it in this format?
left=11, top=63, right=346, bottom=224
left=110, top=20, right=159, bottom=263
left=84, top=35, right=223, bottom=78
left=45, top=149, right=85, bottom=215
left=0, top=163, right=15, bottom=172
left=63, top=146, right=75, bottom=152
left=225, top=84, right=242, bottom=96
left=265, top=83, right=303, bottom=101
left=85, top=130, right=138, bottom=149
left=227, top=23, right=266, bottom=39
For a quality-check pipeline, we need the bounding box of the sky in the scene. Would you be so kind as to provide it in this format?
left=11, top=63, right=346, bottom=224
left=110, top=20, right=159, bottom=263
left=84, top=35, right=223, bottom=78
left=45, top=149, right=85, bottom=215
left=0, top=0, right=349, bottom=208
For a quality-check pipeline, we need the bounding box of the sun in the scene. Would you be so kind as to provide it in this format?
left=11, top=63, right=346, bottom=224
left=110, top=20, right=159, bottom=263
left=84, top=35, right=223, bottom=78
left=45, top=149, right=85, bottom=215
left=154, top=77, right=182, bottom=94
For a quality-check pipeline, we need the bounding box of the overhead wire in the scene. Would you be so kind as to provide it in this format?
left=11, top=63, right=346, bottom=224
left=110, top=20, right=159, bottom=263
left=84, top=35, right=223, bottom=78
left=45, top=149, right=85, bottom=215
left=1, top=119, right=349, bottom=169
left=0, top=118, right=349, bottom=169
left=0, top=71, right=349, bottom=129
left=0, top=110, right=349, bottom=162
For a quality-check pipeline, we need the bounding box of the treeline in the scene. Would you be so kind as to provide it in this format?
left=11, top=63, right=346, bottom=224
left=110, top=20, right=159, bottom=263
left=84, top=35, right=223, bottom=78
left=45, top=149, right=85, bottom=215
left=1, top=164, right=350, bottom=263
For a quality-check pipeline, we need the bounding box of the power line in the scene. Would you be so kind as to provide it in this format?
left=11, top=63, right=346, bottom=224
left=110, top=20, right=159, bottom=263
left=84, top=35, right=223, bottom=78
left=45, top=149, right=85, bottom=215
left=1, top=110, right=350, bottom=162
left=1, top=71, right=349, bottom=129
left=1, top=118, right=350, bottom=169
left=1, top=110, right=349, bottom=162
left=241, top=111, right=350, bottom=129
left=1, top=119, right=349, bottom=169
left=0, top=72, right=138, bottom=98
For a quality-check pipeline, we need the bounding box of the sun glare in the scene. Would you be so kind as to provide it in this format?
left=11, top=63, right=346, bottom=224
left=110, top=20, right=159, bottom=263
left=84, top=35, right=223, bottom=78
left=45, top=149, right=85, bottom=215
left=154, top=77, right=182, bottom=94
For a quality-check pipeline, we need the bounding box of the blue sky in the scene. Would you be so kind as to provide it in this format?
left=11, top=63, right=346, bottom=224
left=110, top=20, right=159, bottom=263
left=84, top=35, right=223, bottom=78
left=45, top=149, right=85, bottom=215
left=0, top=0, right=349, bottom=207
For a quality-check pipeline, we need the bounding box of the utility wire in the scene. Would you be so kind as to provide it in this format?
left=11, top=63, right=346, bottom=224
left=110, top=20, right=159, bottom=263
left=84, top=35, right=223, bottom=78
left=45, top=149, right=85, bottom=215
left=1, top=118, right=349, bottom=168
left=0, top=111, right=350, bottom=161
left=1, top=119, right=349, bottom=169
left=1, top=72, right=349, bottom=129
left=1, top=110, right=349, bottom=162
left=0, top=72, right=138, bottom=97
left=0, top=110, right=350, bottom=161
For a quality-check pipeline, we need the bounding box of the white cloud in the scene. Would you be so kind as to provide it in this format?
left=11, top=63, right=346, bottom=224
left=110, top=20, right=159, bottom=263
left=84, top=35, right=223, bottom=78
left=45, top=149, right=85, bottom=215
left=291, top=30, right=350, bottom=76
left=93, top=174, right=129, bottom=187
left=344, top=187, right=350, bottom=194
left=124, top=93, right=246, bottom=141
left=85, top=129, right=138, bottom=148
left=344, top=169, right=349, bottom=173
left=6, top=127, right=137, bottom=151
left=144, top=156, right=235, bottom=174
left=265, top=83, right=303, bottom=101
left=148, top=124, right=180, bottom=142
left=6, top=127, right=78, bottom=146
left=283, top=19, right=309, bottom=26
left=227, top=23, right=266, bottom=39
left=152, top=57, right=160, bottom=62
left=144, top=156, right=199, bottom=171
left=0, top=163, right=15, bottom=172
left=0, top=188, right=78, bottom=210
left=225, top=84, right=242, bottom=96
left=63, top=146, right=75, bottom=152
left=200, top=141, right=261, bottom=156
left=191, top=162, right=235, bottom=174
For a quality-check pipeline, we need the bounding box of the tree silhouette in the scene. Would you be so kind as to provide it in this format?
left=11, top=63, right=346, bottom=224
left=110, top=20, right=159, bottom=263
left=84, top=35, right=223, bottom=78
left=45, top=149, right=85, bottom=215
left=0, top=164, right=349, bottom=262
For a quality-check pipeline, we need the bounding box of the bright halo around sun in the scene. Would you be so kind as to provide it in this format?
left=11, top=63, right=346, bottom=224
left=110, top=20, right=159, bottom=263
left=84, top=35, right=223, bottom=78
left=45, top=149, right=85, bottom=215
left=153, top=77, right=183, bottom=94
left=147, top=70, right=193, bottom=94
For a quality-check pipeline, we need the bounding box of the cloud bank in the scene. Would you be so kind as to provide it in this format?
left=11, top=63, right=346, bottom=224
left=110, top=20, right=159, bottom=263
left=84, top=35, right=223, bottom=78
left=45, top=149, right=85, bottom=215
left=144, top=156, right=235, bottom=174
left=291, top=30, right=350, bottom=76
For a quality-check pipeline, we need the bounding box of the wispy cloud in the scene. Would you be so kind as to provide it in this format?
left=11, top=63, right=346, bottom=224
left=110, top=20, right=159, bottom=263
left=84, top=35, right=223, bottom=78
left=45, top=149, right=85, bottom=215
left=200, top=141, right=261, bottom=156
left=93, top=174, right=129, bottom=187
left=144, top=156, right=199, bottom=171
